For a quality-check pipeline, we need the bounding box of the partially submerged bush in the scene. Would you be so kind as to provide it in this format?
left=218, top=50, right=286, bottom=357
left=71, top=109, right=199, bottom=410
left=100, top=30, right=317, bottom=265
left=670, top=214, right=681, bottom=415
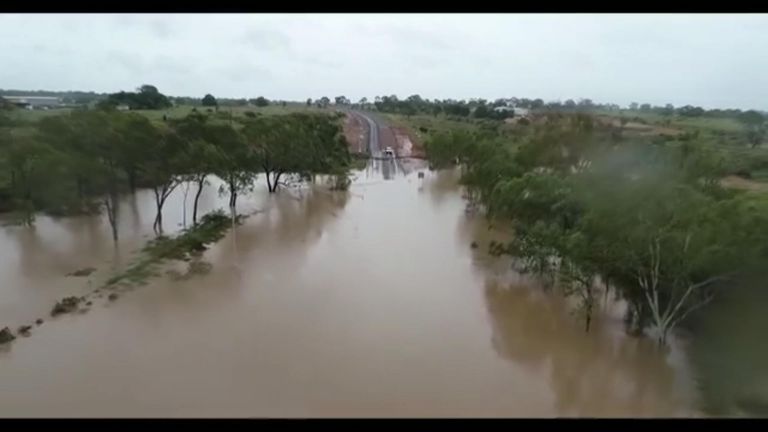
left=51, top=296, right=81, bottom=316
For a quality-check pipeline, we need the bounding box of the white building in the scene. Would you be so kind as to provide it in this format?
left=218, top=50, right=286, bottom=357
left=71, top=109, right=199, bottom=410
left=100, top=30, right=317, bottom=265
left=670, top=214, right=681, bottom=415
left=493, top=106, right=530, bottom=117
left=2, top=96, right=62, bottom=110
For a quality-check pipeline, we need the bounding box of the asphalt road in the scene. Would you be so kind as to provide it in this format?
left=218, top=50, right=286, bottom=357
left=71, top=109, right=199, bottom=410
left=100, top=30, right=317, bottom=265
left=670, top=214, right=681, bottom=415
left=354, top=111, right=404, bottom=178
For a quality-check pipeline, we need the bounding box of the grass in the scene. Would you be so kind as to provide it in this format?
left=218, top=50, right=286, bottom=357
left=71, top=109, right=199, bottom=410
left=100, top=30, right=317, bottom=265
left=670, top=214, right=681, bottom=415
left=383, top=113, right=492, bottom=145
left=6, top=103, right=330, bottom=128
left=134, top=103, right=328, bottom=125
left=103, top=210, right=240, bottom=288
left=594, top=109, right=748, bottom=134
left=6, top=108, right=73, bottom=123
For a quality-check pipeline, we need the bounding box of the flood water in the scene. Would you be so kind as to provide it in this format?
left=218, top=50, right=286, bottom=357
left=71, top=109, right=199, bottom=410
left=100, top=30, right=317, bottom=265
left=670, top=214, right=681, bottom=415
left=0, top=159, right=716, bottom=417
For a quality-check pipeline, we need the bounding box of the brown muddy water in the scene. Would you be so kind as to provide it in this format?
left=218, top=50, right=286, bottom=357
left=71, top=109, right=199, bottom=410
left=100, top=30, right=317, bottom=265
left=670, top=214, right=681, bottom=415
left=0, top=159, right=700, bottom=417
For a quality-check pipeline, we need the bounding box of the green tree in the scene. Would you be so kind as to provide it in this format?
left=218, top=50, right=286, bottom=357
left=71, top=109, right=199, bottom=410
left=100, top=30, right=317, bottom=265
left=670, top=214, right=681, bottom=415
left=112, top=113, right=158, bottom=193
left=202, top=94, right=218, bottom=107
left=170, top=114, right=221, bottom=224
left=243, top=113, right=351, bottom=193
left=142, top=127, right=188, bottom=234
left=38, top=111, right=126, bottom=241
left=207, top=124, right=258, bottom=210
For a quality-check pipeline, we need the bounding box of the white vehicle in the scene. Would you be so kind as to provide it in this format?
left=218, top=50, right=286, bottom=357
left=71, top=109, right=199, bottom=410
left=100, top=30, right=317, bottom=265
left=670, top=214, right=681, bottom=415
left=384, top=147, right=395, bottom=157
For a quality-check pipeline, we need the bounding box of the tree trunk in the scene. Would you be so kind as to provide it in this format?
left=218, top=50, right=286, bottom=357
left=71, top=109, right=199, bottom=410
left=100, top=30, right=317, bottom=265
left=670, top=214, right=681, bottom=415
left=104, top=193, right=118, bottom=242
left=181, top=181, right=190, bottom=228
left=585, top=310, right=591, bottom=332
left=192, top=176, right=205, bottom=225
left=152, top=187, right=164, bottom=235
left=269, top=171, right=283, bottom=193
left=265, top=169, right=274, bottom=193
left=228, top=179, right=238, bottom=210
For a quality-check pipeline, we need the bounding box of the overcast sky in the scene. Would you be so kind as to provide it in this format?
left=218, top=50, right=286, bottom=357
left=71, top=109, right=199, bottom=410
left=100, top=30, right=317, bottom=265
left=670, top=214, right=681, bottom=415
left=1, top=13, right=767, bottom=110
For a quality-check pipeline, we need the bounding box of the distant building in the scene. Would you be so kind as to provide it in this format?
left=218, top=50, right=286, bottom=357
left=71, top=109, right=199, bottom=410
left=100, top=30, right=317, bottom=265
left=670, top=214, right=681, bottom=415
left=3, top=96, right=62, bottom=110
left=514, top=107, right=530, bottom=117
left=493, top=105, right=530, bottom=117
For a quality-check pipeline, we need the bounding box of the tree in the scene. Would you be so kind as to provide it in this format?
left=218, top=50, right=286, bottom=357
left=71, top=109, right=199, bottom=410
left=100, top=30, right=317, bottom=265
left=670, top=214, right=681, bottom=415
left=422, top=112, right=768, bottom=345
left=306, top=98, right=313, bottom=107
left=738, top=110, right=766, bottom=148
left=253, top=96, right=269, bottom=107
left=171, top=113, right=225, bottom=224
left=38, top=111, right=126, bottom=241
left=142, top=127, right=188, bottom=234
left=473, top=104, right=492, bottom=119
left=0, top=134, right=56, bottom=225
left=746, top=126, right=766, bottom=148
left=243, top=113, right=351, bottom=193
left=318, top=96, right=331, bottom=108
left=629, top=102, right=639, bottom=111
left=678, top=105, right=705, bottom=117
left=208, top=124, right=257, bottom=210
left=104, top=84, right=172, bottom=110
left=202, top=94, right=218, bottom=107
left=739, top=110, right=764, bottom=127
left=112, top=113, right=158, bottom=193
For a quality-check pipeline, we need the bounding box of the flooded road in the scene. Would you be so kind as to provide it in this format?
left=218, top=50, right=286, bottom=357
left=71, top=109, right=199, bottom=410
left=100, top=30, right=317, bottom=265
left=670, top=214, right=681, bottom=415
left=0, top=160, right=699, bottom=417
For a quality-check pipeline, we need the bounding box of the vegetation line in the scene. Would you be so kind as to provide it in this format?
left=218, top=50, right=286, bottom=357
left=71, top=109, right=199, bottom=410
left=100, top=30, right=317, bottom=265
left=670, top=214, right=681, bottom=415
left=1, top=210, right=244, bottom=345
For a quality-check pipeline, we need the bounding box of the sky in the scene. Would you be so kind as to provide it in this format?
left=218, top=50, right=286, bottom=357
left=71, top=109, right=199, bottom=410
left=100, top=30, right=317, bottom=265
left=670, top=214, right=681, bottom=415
left=1, top=13, right=768, bottom=110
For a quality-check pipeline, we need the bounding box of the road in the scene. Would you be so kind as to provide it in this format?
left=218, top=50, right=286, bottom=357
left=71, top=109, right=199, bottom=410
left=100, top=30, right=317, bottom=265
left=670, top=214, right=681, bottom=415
left=353, top=110, right=405, bottom=178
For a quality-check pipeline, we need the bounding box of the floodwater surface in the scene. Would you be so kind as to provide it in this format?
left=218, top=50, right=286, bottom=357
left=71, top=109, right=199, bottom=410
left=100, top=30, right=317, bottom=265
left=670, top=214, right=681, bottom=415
left=0, top=161, right=703, bottom=417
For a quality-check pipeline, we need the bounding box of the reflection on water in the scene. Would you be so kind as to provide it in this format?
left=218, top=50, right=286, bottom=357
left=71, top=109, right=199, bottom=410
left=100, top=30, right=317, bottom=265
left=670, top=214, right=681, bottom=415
left=0, top=161, right=701, bottom=417
left=688, top=280, right=768, bottom=416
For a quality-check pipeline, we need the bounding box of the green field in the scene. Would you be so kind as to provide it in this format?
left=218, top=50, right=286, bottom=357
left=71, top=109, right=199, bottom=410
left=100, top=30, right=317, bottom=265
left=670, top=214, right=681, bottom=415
left=7, top=103, right=329, bottom=127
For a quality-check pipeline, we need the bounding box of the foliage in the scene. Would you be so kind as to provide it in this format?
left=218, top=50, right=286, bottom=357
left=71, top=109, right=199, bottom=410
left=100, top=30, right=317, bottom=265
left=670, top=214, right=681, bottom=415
left=242, top=112, right=351, bottom=193
left=102, top=84, right=172, bottom=110
left=425, top=112, right=768, bottom=344
left=202, top=94, right=218, bottom=107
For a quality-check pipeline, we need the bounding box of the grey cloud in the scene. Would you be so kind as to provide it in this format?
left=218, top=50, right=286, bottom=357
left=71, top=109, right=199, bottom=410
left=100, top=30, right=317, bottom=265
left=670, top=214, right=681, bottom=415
left=105, top=51, right=146, bottom=75
left=150, top=19, right=173, bottom=39
left=3, top=14, right=768, bottom=109
left=223, top=64, right=272, bottom=83
left=153, top=55, right=192, bottom=75
left=384, top=25, right=457, bottom=52
left=240, top=29, right=292, bottom=51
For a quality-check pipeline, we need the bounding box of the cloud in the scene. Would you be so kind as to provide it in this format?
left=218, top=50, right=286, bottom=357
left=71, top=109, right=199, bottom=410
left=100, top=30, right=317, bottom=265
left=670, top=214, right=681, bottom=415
left=150, top=19, right=173, bottom=39
left=105, top=50, right=146, bottom=75
left=240, top=29, right=292, bottom=52
left=2, top=14, right=768, bottom=109
left=222, top=63, right=272, bottom=83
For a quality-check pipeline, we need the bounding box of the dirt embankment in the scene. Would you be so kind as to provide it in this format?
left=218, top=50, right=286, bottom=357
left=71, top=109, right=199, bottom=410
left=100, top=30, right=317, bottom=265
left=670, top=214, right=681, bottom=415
left=343, top=113, right=366, bottom=154
left=390, top=126, right=425, bottom=158
left=721, top=175, right=768, bottom=192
